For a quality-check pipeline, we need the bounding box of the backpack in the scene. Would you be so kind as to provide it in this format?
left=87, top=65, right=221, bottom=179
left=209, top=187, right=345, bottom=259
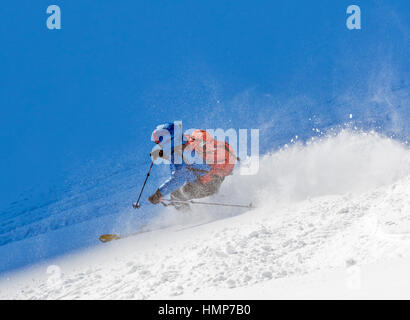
left=198, top=139, right=237, bottom=184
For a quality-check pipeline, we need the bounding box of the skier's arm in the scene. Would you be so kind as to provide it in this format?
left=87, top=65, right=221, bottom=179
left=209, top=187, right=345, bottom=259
left=158, top=167, right=197, bottom=196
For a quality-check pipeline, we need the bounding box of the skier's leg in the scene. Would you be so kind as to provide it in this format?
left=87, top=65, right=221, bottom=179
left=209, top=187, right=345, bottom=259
left=170, top=176, right=225, bottom=211
left=181, top=176, right=225, bottom=199
left=186, top=176, right=225, bottom=198
left=170, top=187, right=192, bottom=212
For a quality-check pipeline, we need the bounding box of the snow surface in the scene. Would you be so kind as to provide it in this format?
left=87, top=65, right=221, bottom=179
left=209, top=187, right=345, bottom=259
left=1, top=131, right=410, bottom=299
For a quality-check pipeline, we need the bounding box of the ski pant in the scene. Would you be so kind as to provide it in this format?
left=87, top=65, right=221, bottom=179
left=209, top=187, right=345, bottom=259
left=170, top=176, right=225, bottom=211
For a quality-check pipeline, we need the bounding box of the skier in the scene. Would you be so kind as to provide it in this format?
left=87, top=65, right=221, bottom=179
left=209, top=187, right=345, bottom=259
left=148, top=123, right=237, bottom=211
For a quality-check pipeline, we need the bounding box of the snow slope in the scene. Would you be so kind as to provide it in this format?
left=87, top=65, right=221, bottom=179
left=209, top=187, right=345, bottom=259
left=1, top=131, right=410, bottom=299
left=1, top=82, right=408, bottom=275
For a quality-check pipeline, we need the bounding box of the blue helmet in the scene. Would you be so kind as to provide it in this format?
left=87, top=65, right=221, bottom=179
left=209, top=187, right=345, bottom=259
left=152, top=122, right=184, bottom=146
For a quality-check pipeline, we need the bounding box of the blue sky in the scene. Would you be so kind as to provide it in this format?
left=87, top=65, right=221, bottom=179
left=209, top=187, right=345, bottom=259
left=1, top=0, right=409, bottom=214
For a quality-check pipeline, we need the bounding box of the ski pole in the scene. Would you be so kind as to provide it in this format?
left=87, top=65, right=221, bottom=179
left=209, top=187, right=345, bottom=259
left=132, top=162, right=154, bottom=209
left=161, top=198, right=253, bottom=209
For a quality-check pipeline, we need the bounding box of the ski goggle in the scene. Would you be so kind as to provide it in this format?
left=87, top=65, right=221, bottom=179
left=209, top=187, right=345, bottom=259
left=152, top=131, right=163, bottom=144
left=152, top=129, right=173, bottom=145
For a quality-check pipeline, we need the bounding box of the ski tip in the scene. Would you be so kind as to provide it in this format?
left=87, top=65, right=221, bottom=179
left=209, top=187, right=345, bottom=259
left=99, top=234, right=120, bottom=243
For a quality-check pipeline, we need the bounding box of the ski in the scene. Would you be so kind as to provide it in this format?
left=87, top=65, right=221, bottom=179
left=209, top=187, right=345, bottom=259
left=162, top=198, right=254, bottom=209
left=99, top=229, right=150, bottom=243
left=99, top=233, right=121, bottom=242
left=99, top=224, right=170, bottom=243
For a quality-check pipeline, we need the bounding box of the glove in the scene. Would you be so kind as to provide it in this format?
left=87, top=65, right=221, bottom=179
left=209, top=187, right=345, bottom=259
left=150, top=149, right=164, bottom=161
left=148, top=189, right=162, bottom=204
